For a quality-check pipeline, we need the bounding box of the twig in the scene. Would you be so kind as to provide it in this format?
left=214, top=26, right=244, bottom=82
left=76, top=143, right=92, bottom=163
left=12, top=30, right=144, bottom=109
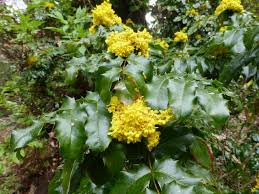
left=148, top=154, right=160, bottom=194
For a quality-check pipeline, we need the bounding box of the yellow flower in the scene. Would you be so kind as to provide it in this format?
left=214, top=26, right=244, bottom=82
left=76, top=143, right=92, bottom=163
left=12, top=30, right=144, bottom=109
left=173, top=31, right=188, bottom=43
left=219, top=26, right=228, bottom=32
left=215, top=0, right=244, bottom=16
left=156, top=38, right=169, bottom=50
left=106, top=27, right=152, bottom=58
left=89, top=1, right=122, bottom=33
left=44, top=2, right=55, bottom=9
left=186, top=9, right=199, bottom=16
left=126, top=18, right=134, bottom=26
left=195, top=34, right=202, bottom=40
left=251, top=175, right=259, bottom=192
left=26, top=56, right=39, bottom=65
left=108, top=96, right=173, bottom=151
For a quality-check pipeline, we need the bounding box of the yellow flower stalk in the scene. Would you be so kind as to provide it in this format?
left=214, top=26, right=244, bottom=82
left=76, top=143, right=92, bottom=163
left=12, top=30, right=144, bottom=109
left=215, top=0, right=244, bottom=16
left=106, top=27, right=152, bottom=57
left=186, top=9, right=199, bottom=16
left=44, top=2, right=55, bottom=9
left=156, top=38, right=169, bottom=50
left=108, top=96, right=173, bottom=151
left=173, top=31, right=188, bottom=43
left=89, top=1, right=122, bottom=33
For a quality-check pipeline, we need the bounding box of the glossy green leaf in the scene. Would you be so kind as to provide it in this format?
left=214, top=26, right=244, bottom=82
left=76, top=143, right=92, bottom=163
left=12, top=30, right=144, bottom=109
left=155, top=126, right=194, bottom=158
left=62, top=160, right=78, bottom=194
left=168, top=78, right=197, bottom=118
left=103, top=143, right=126, bottom=176
left=11, top=120, right=44, bottom=150
left=114, top=80, right=135, bottom=104
left=96, top=67, right=121, bottom=104
left=110, top=158, right=212, bottom=194
left=73, top=176, right=106, bottom=194
left=124, top=54, right=152, bottom=94
left=84, top=92, right=111, bottom=152
left=153, top=159, right=202, bottom=187
left=55, top=97, right=87, bottom=159
left=190, top=137, right=214, bottom=169
left=110, top=164, right=151, bottom=194
left=65, top=57, right=87, bottom=84
left=161, top=182, right=194, bottom=194
left=144, top=75, right=169, bottom=109
left=196, top=88, right=229, bottom=126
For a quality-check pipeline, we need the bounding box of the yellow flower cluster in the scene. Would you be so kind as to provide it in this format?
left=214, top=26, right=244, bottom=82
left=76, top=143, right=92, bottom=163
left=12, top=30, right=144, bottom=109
left=44, top=2, right=55, bottom=9
left=89, top=1, right=122, bottom=33
left=215, top=0, right=244, bottom=16
left=26, top=56, right=39, bottom=66
left=105, top=27, right=152, bottom=57
left=156, top=38, right=169, bottom=50
left=219, top=26, right=228, bottom=32
left=173, top=31, right=188, bottom=43
left=108, top=96, right=173, bottom=151
left=195, top=34, right=202, bottom=40
left=251, top=175, right=259, bottom=193
left=186, top=9, right=199, bottom=16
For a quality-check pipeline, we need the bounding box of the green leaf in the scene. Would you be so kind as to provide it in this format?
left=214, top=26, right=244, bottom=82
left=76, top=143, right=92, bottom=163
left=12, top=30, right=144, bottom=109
left=48, top=160, right=79, bottom=194
left=110, top=164, right=151, bottom=194
left=65, top=57, right=87, bottom=84
left=161, top=182, right=194, bottom=194
left=55, top=97, right=87, bottom=159
left=190, top=137, right=214, bottom=169
left=73, top=176, right=106, bottom=194
left=11, top=120, right=44, bottom=150
left=48, top=170, right=63, bottom=194
left=62, top=160, right=78, bottom=194
left=111, top=158, right=212, bottom=194
left=144, top=75, right=169, bottom=109
left=124, top=54, right=153, bottom=94
left=114, top=80, right=135, bottom=104
left=153, top=159, right=202, bottom=187
left=168, top=78, right=197, bottom=118
left=155, top=126, right=194, bottom=158
left=196, top=88, right=229, bottom=126
left=103, top=143, right=126, bottom=176
left=84, top=92, right=111, bottom=152
left=96, top=67, right=121, bottom=104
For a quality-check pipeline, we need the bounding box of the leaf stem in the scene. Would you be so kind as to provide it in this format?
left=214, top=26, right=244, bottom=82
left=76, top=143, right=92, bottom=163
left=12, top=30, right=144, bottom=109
left=148, top=153, right=160, bottom=194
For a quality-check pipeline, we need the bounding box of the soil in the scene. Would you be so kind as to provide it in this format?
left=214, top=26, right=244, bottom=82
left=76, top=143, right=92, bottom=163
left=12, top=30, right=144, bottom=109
left=0, top=115, right=61, bottom=194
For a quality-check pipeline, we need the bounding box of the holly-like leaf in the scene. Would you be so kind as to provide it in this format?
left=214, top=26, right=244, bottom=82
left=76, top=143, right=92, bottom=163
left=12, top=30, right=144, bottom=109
left=196, top=88, right=229, bottom=126
left=96, top=67, right=121, bottom=104
left=48, top=160, right=79, bottom=194
left=62, top=160, right=79, bottom=194
left=168, top=78, right=197, bottom=119
left=155, top=126, right=194, bottom=158
left=55, top=97, right=87, bottom=159
left=110, top=164, right=151, bottom=194
left=103, top=143, right=126, bottom=176
left=65, top=57, right=87, bottom=84
left=124, top=54, right=153, bottom=94
left=84, top=92, right=111, bottom=152
left=190, top=137, right=214, bottom=169
left=153, top=159, right=202, bottom=187
left=11, top=120, right=44, bottom=150
left=110, top=158, right=212, bottom=194
left=144, top=75, right=170, bottom=109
